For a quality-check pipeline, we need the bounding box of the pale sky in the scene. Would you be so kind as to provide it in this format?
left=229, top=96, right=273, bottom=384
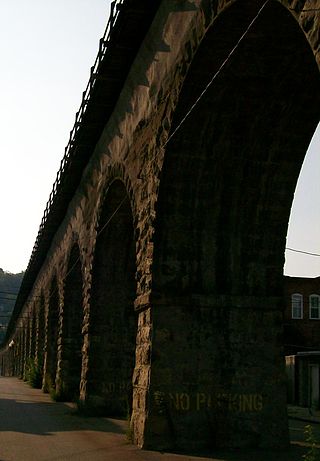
left=0, top=0, right=112, bottom=273
left=284, top=124, right=320, bottom=278
left=0, top=1, right=319, bottom=278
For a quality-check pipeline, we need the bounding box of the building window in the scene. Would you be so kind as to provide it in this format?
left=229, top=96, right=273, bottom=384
left=309, top=295, right=320, bottom=319
left=292, top=293, right=303, bottom=319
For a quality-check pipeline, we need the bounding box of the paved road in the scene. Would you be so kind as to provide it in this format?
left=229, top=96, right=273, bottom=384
left=0, top=377, right=313, bottom=461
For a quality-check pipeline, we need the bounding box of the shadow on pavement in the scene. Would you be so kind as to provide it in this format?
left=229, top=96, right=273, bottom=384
left=0, top=379, right=316, bottom=461
left=0, top=396, right=127, bottom=436
left=173, top=445, right=309, bottom=461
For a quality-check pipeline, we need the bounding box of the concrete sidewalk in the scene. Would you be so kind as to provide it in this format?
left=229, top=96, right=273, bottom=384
left=0, top=377, right=311, bottom=461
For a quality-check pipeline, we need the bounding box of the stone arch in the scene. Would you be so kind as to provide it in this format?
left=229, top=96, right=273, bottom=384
left=44, top=276, right=60, bottom=392
left=13, top=339, right=19, bottom=376
left=101, top=162, right=137, bottom=222
left=87, top=178, right=137, bottom=417
left=36, top=293, right=46, bottom=374
left=148, top=0, right=320, bottom=450
left=19, top=327, right=26, bottom=378
left=29, top=306, right=37, bottom=360
left=58, top=242, right=84, bottom=400
left=22, top=315, right=30, bottom=379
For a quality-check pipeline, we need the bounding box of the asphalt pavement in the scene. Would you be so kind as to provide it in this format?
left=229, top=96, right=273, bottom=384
left=0, top=377, right=315, bottom=461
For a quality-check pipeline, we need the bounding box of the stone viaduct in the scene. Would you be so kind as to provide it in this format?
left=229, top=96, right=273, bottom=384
left=1, top=0, right=320, bottom=452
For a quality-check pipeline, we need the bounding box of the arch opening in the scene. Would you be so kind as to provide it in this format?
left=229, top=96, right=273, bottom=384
left=44, top=277, right=60, bottom=392
left=36, top=294, right=46, bottom=379
left=58, top=244, right=84, bottom=401
left=285, top=123, right=320, bottom=278
left=283, top=125, right=320, bottom=357
left=88, top=179, right=137, bottom=417
left=150, top=0, right=320, bottom=450
left=22, top=317, right=30, bottom=379
left=24, top=308, right=37, bottom=382
left=29, top=307, right=37, bottom=360
left=20, top=326, right=28, bottom=379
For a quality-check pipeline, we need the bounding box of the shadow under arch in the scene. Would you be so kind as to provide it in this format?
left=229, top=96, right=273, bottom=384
left=57, top=243, right=84, bottom=401
left=149, top=0, right=320, bottom=451
left=44, top=276, right=60, bottom=392
left=22, top=306, right=36, bottom=380
left=19, top=325, right=27, bottom=379
left=36, top=293, right=46, bottom=374
left=87, top=179, right=137, bottom=417
left=29, top=306, right=37, bottom=361
left=27, top=292, right=46, bottom=388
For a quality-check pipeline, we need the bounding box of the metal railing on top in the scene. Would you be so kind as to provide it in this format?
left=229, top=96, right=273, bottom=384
left=26, top=0, right=125, bottom=272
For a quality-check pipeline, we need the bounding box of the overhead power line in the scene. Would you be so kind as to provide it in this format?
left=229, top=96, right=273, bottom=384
left=285, top=247, right=320, bottom=257
left=163, top=0, right=270, bottom=148
left=4, top=0, right=318, bottom=342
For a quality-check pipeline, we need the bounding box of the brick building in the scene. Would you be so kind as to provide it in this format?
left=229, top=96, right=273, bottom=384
left=284, top=277, right=320, bottom=407
left=284, top=276, right=320, bottom=356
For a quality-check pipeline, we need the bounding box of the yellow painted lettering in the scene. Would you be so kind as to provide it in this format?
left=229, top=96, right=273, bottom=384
left=242, top=394, right=253, bottom=412
left=196, top=393, right=206, bottom=410
left=180, top=393, right=190, bottom=411
left=253, top=394, right=263, bottom=411
left=169, top=393, right=180, bottom=410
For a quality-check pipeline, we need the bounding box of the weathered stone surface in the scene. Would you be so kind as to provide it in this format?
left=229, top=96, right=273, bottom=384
left=1, top=0, right=320, bottom=452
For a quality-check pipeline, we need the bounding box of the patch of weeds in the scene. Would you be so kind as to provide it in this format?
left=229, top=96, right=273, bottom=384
left=24, top=358, right=43, bottom=389
left=303, top=424, right=320, bottom=461
left=43, top=374, right=55, bottom=396
left=51, top=381, right=77, bottom=402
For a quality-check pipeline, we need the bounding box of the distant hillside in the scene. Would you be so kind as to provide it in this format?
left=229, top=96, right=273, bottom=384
left=0, top=269, right=24, bottom=343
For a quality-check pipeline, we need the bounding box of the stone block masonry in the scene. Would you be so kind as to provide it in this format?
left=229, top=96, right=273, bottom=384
left=1, top=0, right=320, bottom=452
